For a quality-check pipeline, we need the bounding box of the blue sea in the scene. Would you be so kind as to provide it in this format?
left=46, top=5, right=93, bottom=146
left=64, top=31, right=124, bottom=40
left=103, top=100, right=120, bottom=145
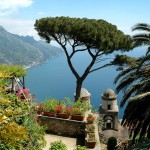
left=26, top=47, right=146, bottom=118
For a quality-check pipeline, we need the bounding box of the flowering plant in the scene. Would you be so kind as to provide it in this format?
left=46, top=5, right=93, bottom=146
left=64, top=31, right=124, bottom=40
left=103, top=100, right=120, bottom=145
left=70, top=99, right=92, bottom=116
left=56, top=105, right=71, bottom=114
left=43, top=98, right=59, bottom=112
left=35, top=102, right=43, bottom=111
left=16, top=88, right=30, bottom=99
left=70, top=108, right=85, bottom=115
left=86, top=113, right=96, bottom=123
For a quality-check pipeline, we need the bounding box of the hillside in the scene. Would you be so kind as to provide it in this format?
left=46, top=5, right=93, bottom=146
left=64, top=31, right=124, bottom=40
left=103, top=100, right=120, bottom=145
left=0, top=26, right=63, bottom=67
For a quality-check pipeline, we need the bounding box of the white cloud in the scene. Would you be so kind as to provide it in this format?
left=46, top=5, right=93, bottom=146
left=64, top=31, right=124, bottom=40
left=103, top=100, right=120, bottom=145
left=0, top=0, right=33, bottom=10
left=0, top=0, right=33, bottom=16
left=0, top=18, right=40, bottom=39
left=0, top=18, right=61, bottom=47
left=0, top=18, right=60, bottom=48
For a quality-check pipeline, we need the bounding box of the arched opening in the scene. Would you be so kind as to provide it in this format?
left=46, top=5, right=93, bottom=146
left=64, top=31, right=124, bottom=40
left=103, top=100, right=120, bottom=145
left=104, top=116, right=113, bottom=129
left=106, top=120, right=112, bottom=129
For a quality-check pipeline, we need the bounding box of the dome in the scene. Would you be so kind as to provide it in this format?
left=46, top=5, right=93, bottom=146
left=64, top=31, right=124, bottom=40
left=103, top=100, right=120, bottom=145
left=102, top=89, right=117, bottom=100
left=74, top=88, right=91, bottom=97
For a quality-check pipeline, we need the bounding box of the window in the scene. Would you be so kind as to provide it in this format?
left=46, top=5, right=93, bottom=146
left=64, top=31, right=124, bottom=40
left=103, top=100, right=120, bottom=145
left=106, top=122, right=111, bottom=129
left=107, top=101, right=111, bottom=110
left=108, top=104, right=111, bottom=110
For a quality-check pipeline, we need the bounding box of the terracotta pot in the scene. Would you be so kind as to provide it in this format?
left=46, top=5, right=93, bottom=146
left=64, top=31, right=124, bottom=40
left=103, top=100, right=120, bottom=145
left=86, top=133, right=96, bottom=148
left=43, top=111, right=55, bottom=117
left=86, top=121, right=94, bottom=124
left=57, top=113, right=70, bottom=119
left=36, top=110, right=42, bottom=115
left=86, top=118, right=95, bottom=124
left=71, top=115, right=84, bottom=121
left=86, top=141, right=96, bottom=148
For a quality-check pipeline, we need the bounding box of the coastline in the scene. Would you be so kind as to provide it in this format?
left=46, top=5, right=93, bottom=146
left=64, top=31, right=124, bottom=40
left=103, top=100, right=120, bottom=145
left=24, top=53, right=64, bottom=70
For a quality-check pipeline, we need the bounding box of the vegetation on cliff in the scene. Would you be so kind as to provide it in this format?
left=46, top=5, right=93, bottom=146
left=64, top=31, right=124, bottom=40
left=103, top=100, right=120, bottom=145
left=0, top=26, right=63, bottom=67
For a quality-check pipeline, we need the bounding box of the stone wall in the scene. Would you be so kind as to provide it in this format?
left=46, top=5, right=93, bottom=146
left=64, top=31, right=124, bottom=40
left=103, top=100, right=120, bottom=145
left=38, top=115, right=86, bottom=137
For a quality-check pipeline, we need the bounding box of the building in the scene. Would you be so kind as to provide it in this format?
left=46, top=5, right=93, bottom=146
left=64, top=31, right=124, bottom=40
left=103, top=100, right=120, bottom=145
left=99, top=89, right=119, bottom=131
left=74, top=88, right=91, bottom=103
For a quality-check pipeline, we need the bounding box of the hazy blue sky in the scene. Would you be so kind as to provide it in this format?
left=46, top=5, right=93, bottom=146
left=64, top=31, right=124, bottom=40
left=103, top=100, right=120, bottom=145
left=0, top=0, right=149, bottom=41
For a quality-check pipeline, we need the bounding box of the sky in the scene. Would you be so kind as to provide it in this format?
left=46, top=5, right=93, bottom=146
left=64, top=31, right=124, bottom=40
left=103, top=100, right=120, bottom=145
left=0, top=0, right=149, bottom=42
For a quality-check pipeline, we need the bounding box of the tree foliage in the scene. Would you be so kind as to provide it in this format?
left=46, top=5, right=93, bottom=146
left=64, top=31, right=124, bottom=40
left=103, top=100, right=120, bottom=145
left=132, top=23, right=150, bottom=70
left=128, top=139, right=150, bottom=149
left=112, top=54, right=138, bottom=70
left=107, top=137, right=117, bottom=150
left=132, top=23, right=150, bottom=54
left=35, top=17, right=131, bottom=51
left=114, top=23, right=150, bottom=142
left=35, top=17, right=132, bottom=100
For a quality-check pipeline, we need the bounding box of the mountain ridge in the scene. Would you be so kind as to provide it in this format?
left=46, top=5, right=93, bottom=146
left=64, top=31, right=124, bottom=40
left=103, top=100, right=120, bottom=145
left=0, top=26, right=63, bottom=67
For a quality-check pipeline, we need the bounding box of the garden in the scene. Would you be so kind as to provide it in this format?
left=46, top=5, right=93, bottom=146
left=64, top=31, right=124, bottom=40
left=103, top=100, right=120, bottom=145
left=0, top=65, right=46, bottom=150
left=35, top=98, right=99, bottom=149
left=35, top=97, right=93, bottom=121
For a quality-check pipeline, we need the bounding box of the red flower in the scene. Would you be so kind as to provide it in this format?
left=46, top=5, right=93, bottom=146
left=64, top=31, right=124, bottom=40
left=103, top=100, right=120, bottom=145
left=56, top=105, right=62, bottom=112
left=56, top=105, right=71, bottom=114
left=86, top=113, right=96, bottom=123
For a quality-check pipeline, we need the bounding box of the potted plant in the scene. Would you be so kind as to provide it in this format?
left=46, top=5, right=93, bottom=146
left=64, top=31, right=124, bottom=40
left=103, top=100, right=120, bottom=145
left=86, top=113, right=96, bottom=124
left=42, top=98, right=59, bottom=116
left=86, top=124, right=95, bottom=133
left=86, top=133, right=96, bottom=148
left=56, top=105, right=71, bottom=119
left=55, top=98, right=72, bottom=119
left=35, top=102, right=43, bottom=114
left=70, top=99, right=91, bottom=121
left=70, top=107, right=85, bottom=121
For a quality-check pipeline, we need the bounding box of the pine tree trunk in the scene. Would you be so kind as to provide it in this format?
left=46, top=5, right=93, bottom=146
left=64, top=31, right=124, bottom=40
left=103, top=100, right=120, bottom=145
left=74, top=80, right=83, bottom=101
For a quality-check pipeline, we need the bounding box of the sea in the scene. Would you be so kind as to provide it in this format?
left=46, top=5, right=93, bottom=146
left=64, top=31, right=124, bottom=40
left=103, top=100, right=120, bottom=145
left=25, top=47, right=146, bottom=118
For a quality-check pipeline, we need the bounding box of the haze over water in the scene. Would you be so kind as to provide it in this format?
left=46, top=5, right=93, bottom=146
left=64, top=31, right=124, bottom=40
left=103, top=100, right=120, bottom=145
left=26, top=47, right=146, bottom=118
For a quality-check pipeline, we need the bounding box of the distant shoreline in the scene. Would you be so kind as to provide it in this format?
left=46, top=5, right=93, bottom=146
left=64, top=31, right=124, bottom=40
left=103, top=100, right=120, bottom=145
left=24, top=53, right=64, bottom=69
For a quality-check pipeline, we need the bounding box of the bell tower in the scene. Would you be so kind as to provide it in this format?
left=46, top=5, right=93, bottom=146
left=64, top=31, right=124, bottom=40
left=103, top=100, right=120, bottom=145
left=99, top=89, right=119, bottom=131
left=74, top=88, right=91, bottom=103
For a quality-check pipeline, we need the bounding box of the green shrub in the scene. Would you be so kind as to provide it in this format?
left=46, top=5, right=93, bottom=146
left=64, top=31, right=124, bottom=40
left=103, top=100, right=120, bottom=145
left=107, top=137, right=117, bottom=150
left=0, top=65, right=46, bottom=150
left=0, top=142, right=15, bottom=150
left=73, top=145, right=87, bottom=150
left=49, top=140, right=67, bottom=150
